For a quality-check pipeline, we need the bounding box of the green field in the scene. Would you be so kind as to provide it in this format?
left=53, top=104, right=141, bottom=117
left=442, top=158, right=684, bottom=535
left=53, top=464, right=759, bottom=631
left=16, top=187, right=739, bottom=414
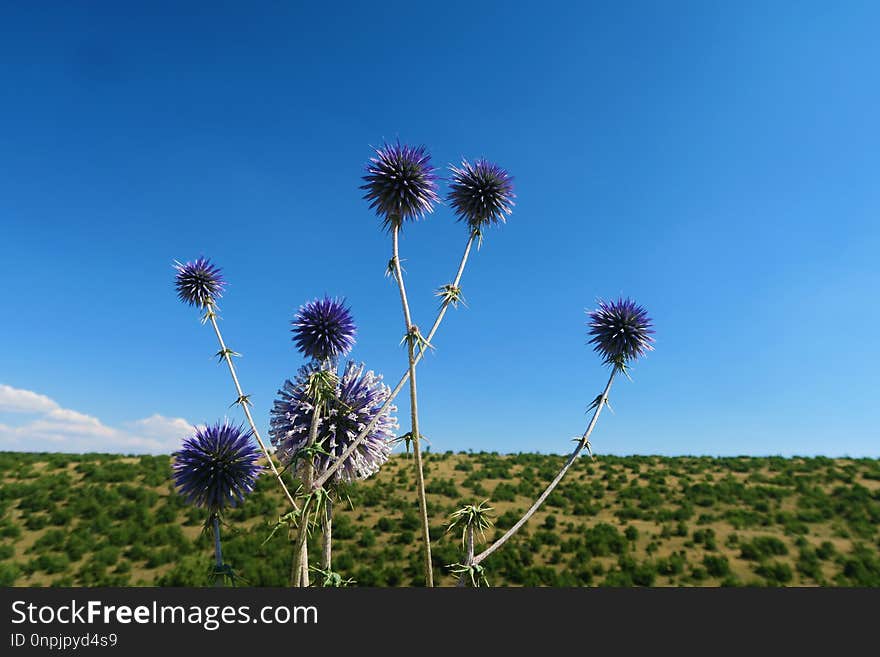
left=1, top=451, right=878, bottom=587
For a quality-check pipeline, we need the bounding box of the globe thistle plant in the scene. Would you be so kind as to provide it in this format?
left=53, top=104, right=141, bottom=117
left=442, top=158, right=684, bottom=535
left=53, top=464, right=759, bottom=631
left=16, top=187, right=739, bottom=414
left=587, top=297, right=655, bottom=368
left=284, top=296, right=358, bottom=585
left=447, top=159, right=515, bottom=232
left=361, top=141, right=440, bottom=229
left=172, top=421, right=263, bottom=514
left=173, top=421, right=263, bottom=586
left=174, top=257, right=226, bottom=309
left=270, top=361, right=396, bottom=484
left=352, top=146, right=515, bottom=586
left=173, top=257, right=299, bottom=513
left=464, top=298, right=654, bottom=581
left=292, top=296, right=357, bottom=363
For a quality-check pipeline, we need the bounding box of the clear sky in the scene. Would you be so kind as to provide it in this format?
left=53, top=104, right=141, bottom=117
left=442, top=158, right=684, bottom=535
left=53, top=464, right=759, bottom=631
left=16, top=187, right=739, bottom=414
left=1, top=2, right=878, bottom=457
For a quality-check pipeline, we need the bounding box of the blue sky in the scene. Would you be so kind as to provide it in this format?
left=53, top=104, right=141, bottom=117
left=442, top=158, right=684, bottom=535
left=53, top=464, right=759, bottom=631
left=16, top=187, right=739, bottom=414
left=1, top=2, right=878, bottom=457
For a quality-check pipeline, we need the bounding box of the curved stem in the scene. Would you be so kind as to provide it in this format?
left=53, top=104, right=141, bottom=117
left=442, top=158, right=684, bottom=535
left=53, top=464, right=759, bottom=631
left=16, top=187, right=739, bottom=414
left=391, top=225, right=434, bottom=587
left=207, top=311, right=298, bottom=512
left=311, top=233, right=476, bottom=491
left=472, top=368, right=617, bottom=566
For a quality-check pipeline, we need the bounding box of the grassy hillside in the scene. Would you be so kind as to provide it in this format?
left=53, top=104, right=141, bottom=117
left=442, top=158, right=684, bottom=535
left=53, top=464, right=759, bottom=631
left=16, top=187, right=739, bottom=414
left=1, top=451, right=878, bottom=587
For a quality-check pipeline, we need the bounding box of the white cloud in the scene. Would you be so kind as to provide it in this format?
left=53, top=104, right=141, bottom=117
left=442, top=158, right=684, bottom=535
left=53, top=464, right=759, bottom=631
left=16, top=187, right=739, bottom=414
left=0, top=384, right=59, bottom=414
left=0, top=384, right=196, bottom=454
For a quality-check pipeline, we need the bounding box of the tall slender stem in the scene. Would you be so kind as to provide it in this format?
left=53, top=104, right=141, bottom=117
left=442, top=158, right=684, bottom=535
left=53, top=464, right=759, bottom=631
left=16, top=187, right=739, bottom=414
left=457, top=524, right=475, bottom=587
left=311, top=233, right=476, bottom=491
left=207, top=310, right=298, bottom=512
left=212, top=514, right=224, bottom=587
left=391, top=225, right=434, bottom=587
left=291, top=408, right=320, bottom=587
left=321, top=498, right=333, bottom=572
left=472, top=368, right=617, bottom=566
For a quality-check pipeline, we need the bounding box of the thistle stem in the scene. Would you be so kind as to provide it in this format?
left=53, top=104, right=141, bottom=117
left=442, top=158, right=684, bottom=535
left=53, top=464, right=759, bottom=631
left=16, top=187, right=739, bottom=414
left=206, top=309, right=298, bottom=512
left=291, top=407, right=320, bottom=587
left=457, top=523, right=475, bottom=587
left=471, top=368, right=617, bottom=567
left=212, top=514, right=224, bottom=587
left=391, top=225, right=434, bottom=587
left=321, top=498, right=332, bottom=572
left=312, top=233, right=475, bottom=491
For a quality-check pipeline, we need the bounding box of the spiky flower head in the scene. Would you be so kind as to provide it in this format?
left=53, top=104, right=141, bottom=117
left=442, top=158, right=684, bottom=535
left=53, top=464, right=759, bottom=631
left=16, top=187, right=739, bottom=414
left=269, top=361, right=397, bottom=484
left=174, top=257, right=226, bottom=308
left=292, top=296, right=357, bottom=363
left=587, top=297, right=655, bottom=367
left=361, top=141, right=440, bottom=229
left=448, top=159, right=515, bottom=230
left=172, top=421, right=263, bottom=515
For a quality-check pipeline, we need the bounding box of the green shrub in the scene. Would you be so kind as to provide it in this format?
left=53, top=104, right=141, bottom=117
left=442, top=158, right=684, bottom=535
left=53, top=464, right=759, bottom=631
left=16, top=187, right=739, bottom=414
left=0, top=562, right=20, bottom=586
left=702, top=555, right=731, bottom=578
left=357, top=528, right=376, bottom=548
left=492, top=483, right=517, bottom=502
left=816, top=541, right=837, bottom=560
left=754, top=560, right=793, bottom=585
left=740, top=536, right=788, bottom=560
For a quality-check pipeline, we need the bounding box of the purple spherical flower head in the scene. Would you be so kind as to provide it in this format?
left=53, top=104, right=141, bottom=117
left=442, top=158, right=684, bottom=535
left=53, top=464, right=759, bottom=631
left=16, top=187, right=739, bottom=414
left=292, top=296, right=357, bottom=363
left=172, top=421, right=263, bottom=514
left=269, top=361, right=397, bottom=485
left=361, top=141, right=440, bottom=229
left=587, top=297, right=655, bottom=366
left=447, top=159, right=515, bottom=230
left=174, top=257, right=226, bottom=308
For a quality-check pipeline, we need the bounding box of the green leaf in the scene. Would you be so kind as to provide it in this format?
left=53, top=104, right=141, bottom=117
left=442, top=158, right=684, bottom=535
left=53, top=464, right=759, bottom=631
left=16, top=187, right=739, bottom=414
left=230, top=394, right=252, bottom=408
left=215, top=347, right=241, bottom=362
left=435, top=283, right=466, bottom=309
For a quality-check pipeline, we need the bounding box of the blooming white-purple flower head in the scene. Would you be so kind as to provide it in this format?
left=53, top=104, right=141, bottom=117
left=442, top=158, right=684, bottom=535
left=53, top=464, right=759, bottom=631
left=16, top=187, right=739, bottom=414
left=448, top=159, right=514, bottom=231
left=587, top=297, right=655, bottom=367
left=172, top=421, right=263, bottom=515
left=292, top=296, right=357, bottom=363
left=269, top=361, right=397, bottom=485
left=361, top=141, right=440, bottom=229
left=174, top=257, right=226, bottom=308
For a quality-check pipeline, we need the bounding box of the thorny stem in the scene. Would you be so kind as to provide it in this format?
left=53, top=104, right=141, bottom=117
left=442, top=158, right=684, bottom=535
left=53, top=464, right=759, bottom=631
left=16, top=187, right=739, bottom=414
left=321, top=498, right=332, bottom=572
left=457, top=524, right=475, bottom=587
left=471, top=368, right=617, bottom=567
left=212, top=514, right=224, bottom=587
left=391, top=225, right=434, bottom=587
left=207, top=309, right=298, bottom=512
left=311, top=233, right=476, bottom=491
left=291, top=408, right=320, bottom=587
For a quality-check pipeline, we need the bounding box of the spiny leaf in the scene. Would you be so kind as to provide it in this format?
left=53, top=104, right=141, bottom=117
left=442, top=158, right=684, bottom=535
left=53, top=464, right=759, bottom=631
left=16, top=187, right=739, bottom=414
left=400, top=325, right=434, bottom=354
left=447, top=500, right=494, bottom=547
left=586, top=394, right=613, bottom=415
left=449, top=562, right=489, bottom=587
left=306, top=370, right=338, bottom=407
left=309, top=565, right=355, bottom=588
left=231, top=394, right=252, bottom=408
left=435, top=283, right=466, bottom=309
left=472, top=226, right=484, bottom=250
left=392, top=431, right=431, bottom=455
left=200, top=306, right=218, bottom=325
left=386, top=255, right=407, bottom=278
left=215, top=347, right=241, bottom=362
left=263, top=510, right=301, bottom=545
